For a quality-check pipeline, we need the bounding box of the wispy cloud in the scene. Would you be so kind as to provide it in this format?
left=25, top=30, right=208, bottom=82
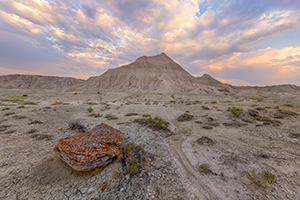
left=0, top=0, right=300, bottom=85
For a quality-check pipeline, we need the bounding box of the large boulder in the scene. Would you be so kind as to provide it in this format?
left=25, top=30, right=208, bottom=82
left=54, top=123, right=124, bottom=171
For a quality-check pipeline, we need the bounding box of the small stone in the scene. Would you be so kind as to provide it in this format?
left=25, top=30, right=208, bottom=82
left=88, top=187, right=96, bottom=194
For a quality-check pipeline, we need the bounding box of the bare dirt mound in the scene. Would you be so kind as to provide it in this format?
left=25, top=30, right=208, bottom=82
left=0, top=74, right=84, bottom=89
left=76, top=53, right=218, bottom=93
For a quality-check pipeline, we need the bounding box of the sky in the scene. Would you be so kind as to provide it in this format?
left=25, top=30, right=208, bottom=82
left=1, top=0, right=300, bottom=86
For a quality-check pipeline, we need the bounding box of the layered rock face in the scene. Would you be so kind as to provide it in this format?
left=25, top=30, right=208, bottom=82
left=54, top=123, right=124, bottom=171
left=77, top=52, right=208, bottom=93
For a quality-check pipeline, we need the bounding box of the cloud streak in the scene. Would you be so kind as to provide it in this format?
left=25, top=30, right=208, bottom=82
left=0, top=0, right=300, bottom=85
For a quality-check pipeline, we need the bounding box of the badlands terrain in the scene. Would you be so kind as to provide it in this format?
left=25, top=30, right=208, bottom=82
left=0, top=53, right=300, bottom=199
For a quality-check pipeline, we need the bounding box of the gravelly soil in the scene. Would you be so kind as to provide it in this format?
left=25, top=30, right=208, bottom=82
left=0, top=89, right=300, bottom=199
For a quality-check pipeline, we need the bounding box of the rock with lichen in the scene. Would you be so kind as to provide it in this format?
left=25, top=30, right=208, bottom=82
left=54, top=123, right=124, bottom=171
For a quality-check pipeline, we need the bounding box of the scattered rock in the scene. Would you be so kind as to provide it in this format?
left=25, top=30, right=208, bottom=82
left=88, top=113, right=102, bottom=118
left=28, top=120, right=43, bottom=125
left=26, top=128, right=38, bottom=134
left=3, top=129, right=16, bottom=134
left=30, top=133, right=53, bottom=141
left=68, top=121, right=87, bottom=133
left=4, top=112, right=15, bottom=116
left=197, top=136, right=215, bottom=145
left=177, top=113, right=194, bottom=122
left=12, top=115, right=27, bottom=120
left=54, top=123, right=124, bottom=171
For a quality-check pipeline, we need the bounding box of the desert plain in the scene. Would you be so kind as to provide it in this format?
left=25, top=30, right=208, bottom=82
left=0, top=89, right=299, bottom=200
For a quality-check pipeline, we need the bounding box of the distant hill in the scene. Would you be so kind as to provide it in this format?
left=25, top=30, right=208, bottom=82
left=233, top=84, right=300, bottom=94
left=0, top=53, right=299, bottom=95
left=76, top=53, right=218, bottom=93
left=0, top=74, right=84, bottom=89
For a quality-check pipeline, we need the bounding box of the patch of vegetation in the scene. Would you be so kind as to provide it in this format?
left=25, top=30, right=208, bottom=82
left=18, top=101, right=36, bottom=105
left=3, top=129, right=16, bottom=134
left=121, top=142, right=147, bottom=176
left=289, top=133, right=300, bottom=139
left=142, top=114, right=151, bottom=118
left=197, top=136, right=215, bottom=145
left=101, top=104, right=111, bottom=111
left=201, top=106, right=210, bottom=110
left=0, top=95, right=36, bottom=105
left=12, top=115, right=27, bottom=120
left=228, top=107, right=243, bottom=117
left=205, top=122, right=220, bottom=127
left=202, top=125, right=213, bottom=130
left=248, top=109, right=259, bottom=117
left=197, top=163, right=217, bottom=175
left=87, top=107, right=93, bottom=113
left=250, top=97, right=263, bottom=102
left=247, top=170, right=276, bottom=188
left=30, top=133, right=53, bottom=141
left=4, top=112, right=15, bottom=116
left=85, top=101, right=97, bottom=105
left=256, top=107, right=267, bottom=111
left=194, top=120, right=203, bottom=124
left=51, top=101, right=63, bottom=105
left=193, top=100, right=201, bottom=104
left=88, top=113, right=102, bottom=118
left=153, top=101, right=159, bottom=105
left=105, top=114, right=118, bottom=120
left=274, top=109, right=299, bottom=119
left=222, top=121, right=247, bottom=127
left=28, top=120, right=43, bottom=125
left=177, top=113, right=194, bottom=122
left=22, top=94, right=28, bottom=97
left=255, top=116, right=281, bottom=125
left=134, top=117, right=173, bottom=136
left=125, top=113, right=139, bottom=117
left=242, top=119, right=254, bottom=123
left=68, top=121, right=87, bottom=133
left=26, top=128, right=38, bottom=134
left=283, top=103, right=293, bottom=107
left=211, top=101, right=217, bottom=104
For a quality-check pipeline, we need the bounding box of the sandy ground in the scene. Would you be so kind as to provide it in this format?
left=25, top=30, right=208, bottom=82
left=0, top=89, right=299, bottom=199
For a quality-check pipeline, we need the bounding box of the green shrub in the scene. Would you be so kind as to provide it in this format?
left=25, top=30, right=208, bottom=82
left=147, top=117, right=153, bottom=123
left=87, top=107, right=93, bottom=113
left=138, top=143, right=146, bottom=152
left=124, top=143, right=134, bottom=155
left=229, top=107, right=243, bottom=117
left=121, top=143, right=146, bottom=176
left=247, top=170, right=276, bottom=188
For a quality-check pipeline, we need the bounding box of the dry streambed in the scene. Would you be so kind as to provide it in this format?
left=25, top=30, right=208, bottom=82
left=0, top=90, right=300, bottom=199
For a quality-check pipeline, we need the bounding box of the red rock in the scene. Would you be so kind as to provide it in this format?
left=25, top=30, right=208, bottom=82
left=54, top=123, right=123, bottom=171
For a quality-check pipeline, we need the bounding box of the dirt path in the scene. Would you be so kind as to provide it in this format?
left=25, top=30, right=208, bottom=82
left=168, top=120, right=219, bottom=199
